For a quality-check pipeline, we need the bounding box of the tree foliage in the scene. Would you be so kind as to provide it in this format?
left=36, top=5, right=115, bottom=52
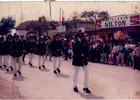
left=64, top=16, right=81, bottom=29
left=0, top=16, right=16, bottom=36
left=81, top=10, right=109, bottom=23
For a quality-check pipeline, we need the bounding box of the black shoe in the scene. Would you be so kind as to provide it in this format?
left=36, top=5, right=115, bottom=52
left=3, top=65, right=6, bottom=68
left=56, top=68, right=61, bottom=73
left=0, top=66, right=2, bottom=68
left=39, top=66, right=41, bottom=69
left=29, top=62, right=32, bottom=67
left=54, top=70, right=57, bottom=74
left=83, top=88, right=91, bottom=93
left=73, top=87, right=79, bottom=92
left=17, top=71, right=21, bottom=75
left=42, top=65, right=46, bottom=69
left=14, top=73, right=17, bottom=77
left=6, top=69, right=9, bottom=71
left=10, top=66, right=13, bottom=71
left=64, top=59, right=68, bottom=60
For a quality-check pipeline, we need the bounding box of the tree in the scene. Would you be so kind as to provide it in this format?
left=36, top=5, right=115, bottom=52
left=81, top=10, right=109, bottom=34
left=81, top=11, right=109, bottom=22
left=0, top=16, right=16, bottom=36
left=65, top=16, right=81, bottom=30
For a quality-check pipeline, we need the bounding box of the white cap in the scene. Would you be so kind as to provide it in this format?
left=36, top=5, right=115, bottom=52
left=64, top=38, right=67, bottom=41
left=77, top=27, right=85, bottom=33
left=40, top=36, right=44, bottom=38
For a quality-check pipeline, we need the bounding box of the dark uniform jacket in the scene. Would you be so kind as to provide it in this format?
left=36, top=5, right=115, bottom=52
left=72, top=38, right=89, bottom=67
left=50, top=39, right=63, bottom=57
left=21, top=39, right=27, bottom=53
left=5, top=40, right=13, bottom=55
left=12, top=39, right=23, bottom=57
left=26, top=41, right=36, bottom=53
left=0, top=41, right=5, bottom=55
left=37, top=41, right=46, bottom=56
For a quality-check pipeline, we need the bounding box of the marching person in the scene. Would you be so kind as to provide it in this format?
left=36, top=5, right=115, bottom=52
left=26, top=35, right=36, bottom=67
left=63, top=38, right=68, bottom=60
left=50, top=34, right=63, bottom=74
left=37, top=36, right=46, bottom=69
left=72, top=28, right=91, bottom=93
left=12, top=34, right=23, bottom=76
left=5, top=34, right=13, bottom=71
left=0, top=36, right=5, bottom=68
left=3, top=36, right=7, bottom=68
left=20, top=35, right=27, bottom=63
left=46, top=37, right=52, bottom=61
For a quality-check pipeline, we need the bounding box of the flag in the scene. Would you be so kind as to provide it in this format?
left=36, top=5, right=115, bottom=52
left=62, top=11, right=65, bottom=24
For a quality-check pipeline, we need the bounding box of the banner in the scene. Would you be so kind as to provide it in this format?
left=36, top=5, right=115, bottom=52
left=96, top=13, right=140, bottom=29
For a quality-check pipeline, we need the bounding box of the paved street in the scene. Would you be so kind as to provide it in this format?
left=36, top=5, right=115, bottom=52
left=0, top=54, right=140, bottom=99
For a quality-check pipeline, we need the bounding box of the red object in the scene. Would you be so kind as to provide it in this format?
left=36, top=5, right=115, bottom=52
left=96, top=20, right=101, bottom=28
left=130, top=15, right=140, bottom=25
left=67, top=42, right=71, bottom=48
left=62, top=16, right=65, bottom=22
left=109, top=53, right=114, bottom=62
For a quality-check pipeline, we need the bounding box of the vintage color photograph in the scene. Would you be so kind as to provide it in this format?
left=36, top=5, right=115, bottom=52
left=0, top=0, right=140, bottom=99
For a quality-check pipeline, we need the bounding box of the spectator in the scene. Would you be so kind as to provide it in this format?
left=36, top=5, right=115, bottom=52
left=131, top=42, right=140, bottom=70
left=112, top=43, right=118, bottom=65
left=116, top=42, right=125, bottom=66
left=102, top=41, right=110, bottom=64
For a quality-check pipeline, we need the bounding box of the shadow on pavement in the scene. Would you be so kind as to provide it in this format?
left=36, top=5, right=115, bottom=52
left=22, top=63, right=28, bottom=66
left=29, top=65, right=37, bottom=68
left=0, top=68, right=6, bottom=70
left=78, top=92, right=104, bottom=99
left=12, top=75, right=27, bottom=81
left=40, top=68, right=50, bottom=72
left=56, top=73, right=70, bottom=78
left=5, top=71, right=14, bottom=74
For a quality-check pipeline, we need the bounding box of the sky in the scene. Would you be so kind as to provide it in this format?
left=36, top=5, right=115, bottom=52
left=0, top=0, right=140, bottom=1
left=0, top=1, right=139, bottom=26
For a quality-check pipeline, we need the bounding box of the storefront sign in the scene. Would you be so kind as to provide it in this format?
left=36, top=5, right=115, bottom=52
left=56, top=25, right=66, bottom=32
left=96, top=13, right=140, bottom=29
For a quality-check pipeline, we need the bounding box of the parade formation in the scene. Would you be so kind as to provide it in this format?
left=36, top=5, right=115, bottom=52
left=0, top=27, right=140, bottom=94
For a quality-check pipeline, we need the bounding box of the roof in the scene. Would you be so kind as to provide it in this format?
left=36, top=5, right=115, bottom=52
left=15, top=21, right=37, bottom=30
left=16, top=20, right=58, bottom=30
left=15, top=20, right=93, bottom=31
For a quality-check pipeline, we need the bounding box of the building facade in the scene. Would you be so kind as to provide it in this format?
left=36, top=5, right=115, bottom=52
left=59, top=13, right=140, bottom=42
